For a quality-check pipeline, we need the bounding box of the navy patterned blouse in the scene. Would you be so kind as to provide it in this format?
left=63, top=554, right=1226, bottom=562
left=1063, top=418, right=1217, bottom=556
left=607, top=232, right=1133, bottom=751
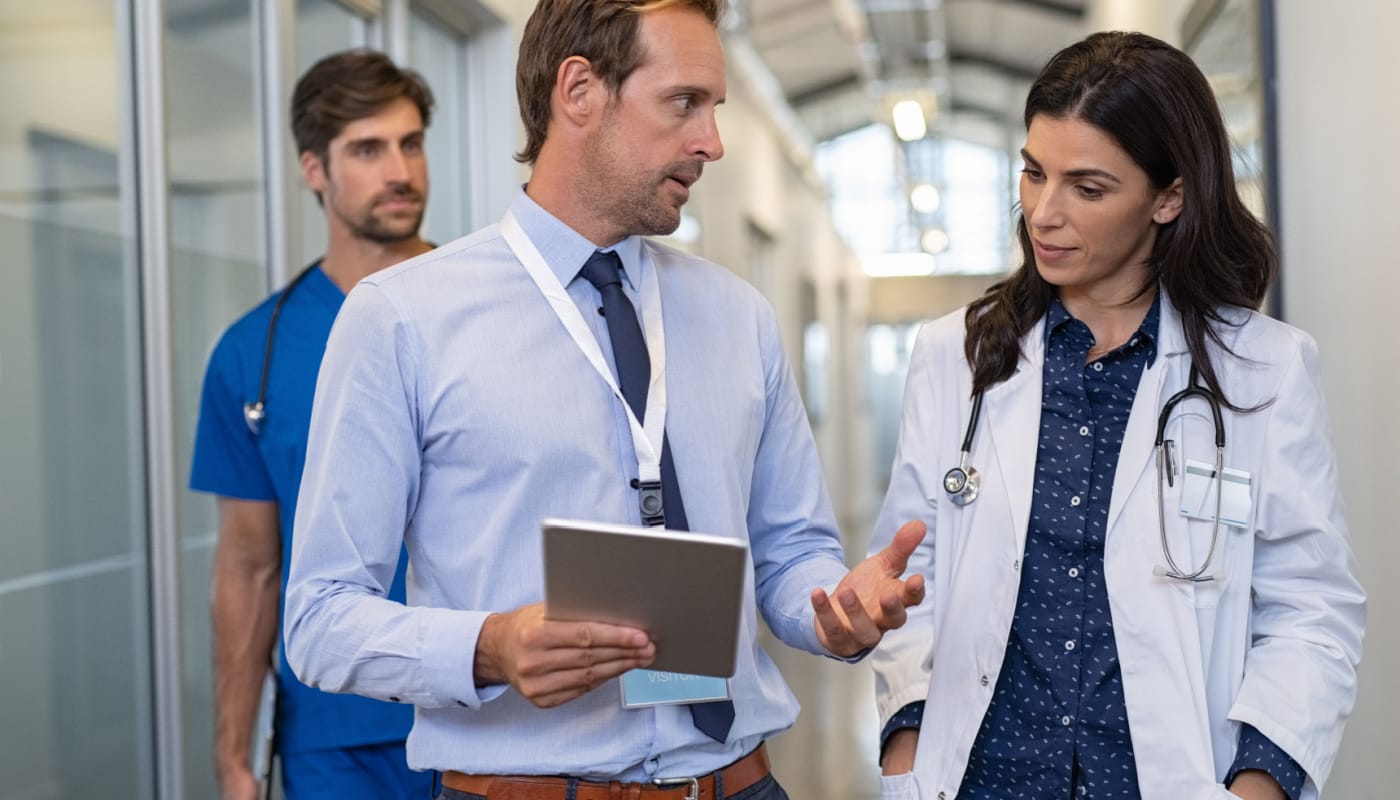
left=882, top=295, right=1304, bottom=799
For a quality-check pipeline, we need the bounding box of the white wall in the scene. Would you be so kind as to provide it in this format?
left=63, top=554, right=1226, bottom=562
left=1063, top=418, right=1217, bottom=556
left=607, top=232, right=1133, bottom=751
left=1274, top=4, right=1400, bottom=796
left=1088, top=0, right=1193, bottom=41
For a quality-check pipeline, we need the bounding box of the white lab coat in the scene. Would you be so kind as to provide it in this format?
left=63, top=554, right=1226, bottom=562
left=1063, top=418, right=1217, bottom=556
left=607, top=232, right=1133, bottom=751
left=870, top=297, right=1365, bottom=800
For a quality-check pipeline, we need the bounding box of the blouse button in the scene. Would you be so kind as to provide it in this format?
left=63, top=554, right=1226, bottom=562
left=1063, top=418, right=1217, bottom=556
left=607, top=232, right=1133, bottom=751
left=1092, top=362, right=1104, bottom=372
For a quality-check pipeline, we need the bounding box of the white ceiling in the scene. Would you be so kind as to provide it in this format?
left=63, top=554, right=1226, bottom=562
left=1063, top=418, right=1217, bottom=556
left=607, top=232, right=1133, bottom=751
left=737, top=0, right=1089, bottom=142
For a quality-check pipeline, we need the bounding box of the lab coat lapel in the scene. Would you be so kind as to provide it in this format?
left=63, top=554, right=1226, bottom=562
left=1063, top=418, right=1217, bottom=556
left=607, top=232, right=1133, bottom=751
left=1106, top=296, right=1190, bottom=534
left=984, top=319, right=1045, bottom=559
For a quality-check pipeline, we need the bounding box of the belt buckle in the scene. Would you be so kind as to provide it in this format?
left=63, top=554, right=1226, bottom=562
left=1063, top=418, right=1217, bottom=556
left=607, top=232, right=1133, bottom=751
left=651, top=776, right=699, bottom=800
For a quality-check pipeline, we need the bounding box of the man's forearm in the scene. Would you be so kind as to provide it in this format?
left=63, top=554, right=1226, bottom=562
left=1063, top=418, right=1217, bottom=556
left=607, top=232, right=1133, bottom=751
left=211, top=555, right=279, bottom=775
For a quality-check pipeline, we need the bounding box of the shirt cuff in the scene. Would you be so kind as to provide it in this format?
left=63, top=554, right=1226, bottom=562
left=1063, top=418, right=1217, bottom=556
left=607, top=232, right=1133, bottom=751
left=1225, top=723, right=1306, bottom=800
left=418, top=607, right=506, bottom=709
left=777, top=566, right=863, bottom=659
left=879, top=700, right=926, bottom=762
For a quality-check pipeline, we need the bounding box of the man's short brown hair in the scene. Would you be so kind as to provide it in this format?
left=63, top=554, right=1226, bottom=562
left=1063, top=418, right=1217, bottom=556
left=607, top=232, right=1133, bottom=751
left=291, top=49, right=434, bottom=163
left=514, top=0, right=726, bottom=165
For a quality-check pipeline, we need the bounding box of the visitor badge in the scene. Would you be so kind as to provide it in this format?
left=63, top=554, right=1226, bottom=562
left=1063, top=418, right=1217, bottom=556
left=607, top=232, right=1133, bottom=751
left=620, top=669, right=731, bottom=708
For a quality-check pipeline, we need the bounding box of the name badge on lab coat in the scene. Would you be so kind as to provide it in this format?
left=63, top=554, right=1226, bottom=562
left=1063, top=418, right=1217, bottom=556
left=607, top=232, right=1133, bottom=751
left=620, top=669, right=730, bottom=708
left=1179, top=459, right=1252, bottom=527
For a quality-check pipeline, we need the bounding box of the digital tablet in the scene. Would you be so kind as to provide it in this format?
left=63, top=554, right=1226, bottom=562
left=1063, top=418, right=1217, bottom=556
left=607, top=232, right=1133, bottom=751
left=541, top=517, right=749, bottom=678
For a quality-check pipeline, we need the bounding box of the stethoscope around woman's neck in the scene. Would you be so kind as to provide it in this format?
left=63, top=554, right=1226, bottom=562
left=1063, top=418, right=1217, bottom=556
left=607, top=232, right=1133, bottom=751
left=943, top=364, right=1228, bottom=582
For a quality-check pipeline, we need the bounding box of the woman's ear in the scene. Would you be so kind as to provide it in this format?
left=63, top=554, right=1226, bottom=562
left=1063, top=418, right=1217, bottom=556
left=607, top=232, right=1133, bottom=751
left=1154, top=177, right=1184, bottom=224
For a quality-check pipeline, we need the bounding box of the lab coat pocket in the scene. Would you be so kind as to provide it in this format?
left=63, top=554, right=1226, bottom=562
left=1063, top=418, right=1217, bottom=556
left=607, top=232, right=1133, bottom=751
left=879, top=772, right=919, bottom=800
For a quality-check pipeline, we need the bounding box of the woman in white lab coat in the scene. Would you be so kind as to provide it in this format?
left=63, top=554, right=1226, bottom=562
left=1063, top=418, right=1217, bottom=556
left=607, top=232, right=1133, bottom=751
left=870, top=32, right=1364, bottom=800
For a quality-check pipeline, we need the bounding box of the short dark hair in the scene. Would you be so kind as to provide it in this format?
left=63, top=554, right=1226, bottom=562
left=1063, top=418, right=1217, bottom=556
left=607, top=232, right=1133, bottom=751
left=514, top=0, right=726, bottom=165
left=965, top=31, right=1276, bottom=410
left=291, top=49, right=435, bottom=164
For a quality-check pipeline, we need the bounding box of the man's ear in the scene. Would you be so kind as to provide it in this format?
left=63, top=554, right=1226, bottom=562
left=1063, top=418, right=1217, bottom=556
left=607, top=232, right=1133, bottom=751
left=1153, top=177, right=1184, bottom=225
left=554, top=55, right=603, bottom=128
left=301, top=149, right=327, bottom=195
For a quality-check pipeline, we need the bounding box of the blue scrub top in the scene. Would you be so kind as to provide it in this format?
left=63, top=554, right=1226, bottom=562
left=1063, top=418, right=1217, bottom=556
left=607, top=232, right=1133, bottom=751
left=191, top=264, right=415, bottom=756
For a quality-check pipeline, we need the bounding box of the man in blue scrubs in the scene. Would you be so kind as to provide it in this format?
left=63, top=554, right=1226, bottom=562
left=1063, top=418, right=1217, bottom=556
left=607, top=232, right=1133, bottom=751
left=190, top=50, right=436, bottom=800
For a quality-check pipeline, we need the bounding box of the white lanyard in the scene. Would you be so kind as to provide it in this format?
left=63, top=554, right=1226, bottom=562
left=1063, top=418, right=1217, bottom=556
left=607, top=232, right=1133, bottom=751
left=500, top=210, right=668, bottom=486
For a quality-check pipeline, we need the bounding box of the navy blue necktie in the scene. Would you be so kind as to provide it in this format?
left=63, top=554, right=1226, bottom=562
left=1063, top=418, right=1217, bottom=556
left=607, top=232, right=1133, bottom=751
left=579, top=250, right=735, bottom=744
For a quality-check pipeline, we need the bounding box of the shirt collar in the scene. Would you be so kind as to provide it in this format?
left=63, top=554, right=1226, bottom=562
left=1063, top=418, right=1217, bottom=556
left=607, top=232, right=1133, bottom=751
left=1043, top=289, right=1162, bottom=364
left=508, top=187, right=645, bottom=292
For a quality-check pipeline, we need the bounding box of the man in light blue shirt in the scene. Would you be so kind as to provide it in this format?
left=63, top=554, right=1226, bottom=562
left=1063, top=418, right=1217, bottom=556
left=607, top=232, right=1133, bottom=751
left=284, top=0, right=926, bottom=796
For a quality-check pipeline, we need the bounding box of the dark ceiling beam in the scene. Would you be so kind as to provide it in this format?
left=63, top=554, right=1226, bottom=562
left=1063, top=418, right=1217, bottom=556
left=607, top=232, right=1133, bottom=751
left=948, top=96, right=1013, bottom=120
left=958, top=0, right=1084, bottom=20
left=1013, top=0, right=1084, bottom=19
left=787, top=72, right=865, bottom=107
left=947, top=48, right=1040, bottom=82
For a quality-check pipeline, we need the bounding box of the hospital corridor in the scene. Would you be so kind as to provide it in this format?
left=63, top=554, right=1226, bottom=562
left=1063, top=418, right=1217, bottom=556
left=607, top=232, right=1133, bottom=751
left=1, top=0, right=1396, bottom=797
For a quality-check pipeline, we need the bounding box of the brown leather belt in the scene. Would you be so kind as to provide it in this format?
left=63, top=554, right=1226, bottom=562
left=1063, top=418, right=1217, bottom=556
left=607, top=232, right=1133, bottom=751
left=441, top=743, right=770, bottom=800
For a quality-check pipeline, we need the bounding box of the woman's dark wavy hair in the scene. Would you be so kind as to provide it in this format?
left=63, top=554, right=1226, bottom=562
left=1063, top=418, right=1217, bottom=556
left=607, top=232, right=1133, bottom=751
left=964, top=31, right=1276, bottom=409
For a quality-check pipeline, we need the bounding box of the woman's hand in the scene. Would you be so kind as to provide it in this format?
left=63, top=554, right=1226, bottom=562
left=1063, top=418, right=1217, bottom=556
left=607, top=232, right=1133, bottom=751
left=881, top=729, right=919, bottom=776
left=1227, top=770, right=1287, bottom=799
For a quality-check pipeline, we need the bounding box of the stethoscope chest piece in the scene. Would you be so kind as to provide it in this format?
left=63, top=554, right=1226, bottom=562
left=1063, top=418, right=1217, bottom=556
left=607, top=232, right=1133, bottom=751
left=243, top=401, right=266, bottom=436
left=944, top=391, right=985, bottom=506
left=944, top=462, right=980, bottom=506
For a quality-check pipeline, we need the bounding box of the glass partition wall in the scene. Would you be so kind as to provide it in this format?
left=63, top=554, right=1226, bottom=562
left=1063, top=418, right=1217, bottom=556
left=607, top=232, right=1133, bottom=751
left=0, top=0, right=153, bottom=794
left=0, top=1, right=497, bottom=797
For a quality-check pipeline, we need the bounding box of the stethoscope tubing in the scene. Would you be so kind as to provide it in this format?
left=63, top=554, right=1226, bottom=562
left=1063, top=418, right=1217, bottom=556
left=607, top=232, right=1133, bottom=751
left=949, top=364, right=1228, bottom=581
left=243, top=261, right=320, bottom=435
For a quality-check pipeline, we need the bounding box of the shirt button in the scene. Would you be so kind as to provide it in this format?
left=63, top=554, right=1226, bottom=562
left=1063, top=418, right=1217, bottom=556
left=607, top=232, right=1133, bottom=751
left=980, top=675, right=989, bottom=686
left=455, top=700, right=468, bottom=707
left=938, top=793, right=948, bottom=800
left=1068, top=567, right=1080, bottom=578
left=1070, top=496, right=1082, bottom=507
left=1012, top=559, right=1020, bottom=570
left=1078, top=426, right=1089, bottom=436
left=1092, top=362, right=1104, bottom=372
left=1065, top=640, right=1076, bottom=651
left=1061, top=715, right=1072, bottom=726
left=389, top=696, right=401, bottom=702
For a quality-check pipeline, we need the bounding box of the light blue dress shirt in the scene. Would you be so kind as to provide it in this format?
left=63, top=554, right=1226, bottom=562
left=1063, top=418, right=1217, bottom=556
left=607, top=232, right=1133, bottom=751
left=284, top=189, right=850, bottom=781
